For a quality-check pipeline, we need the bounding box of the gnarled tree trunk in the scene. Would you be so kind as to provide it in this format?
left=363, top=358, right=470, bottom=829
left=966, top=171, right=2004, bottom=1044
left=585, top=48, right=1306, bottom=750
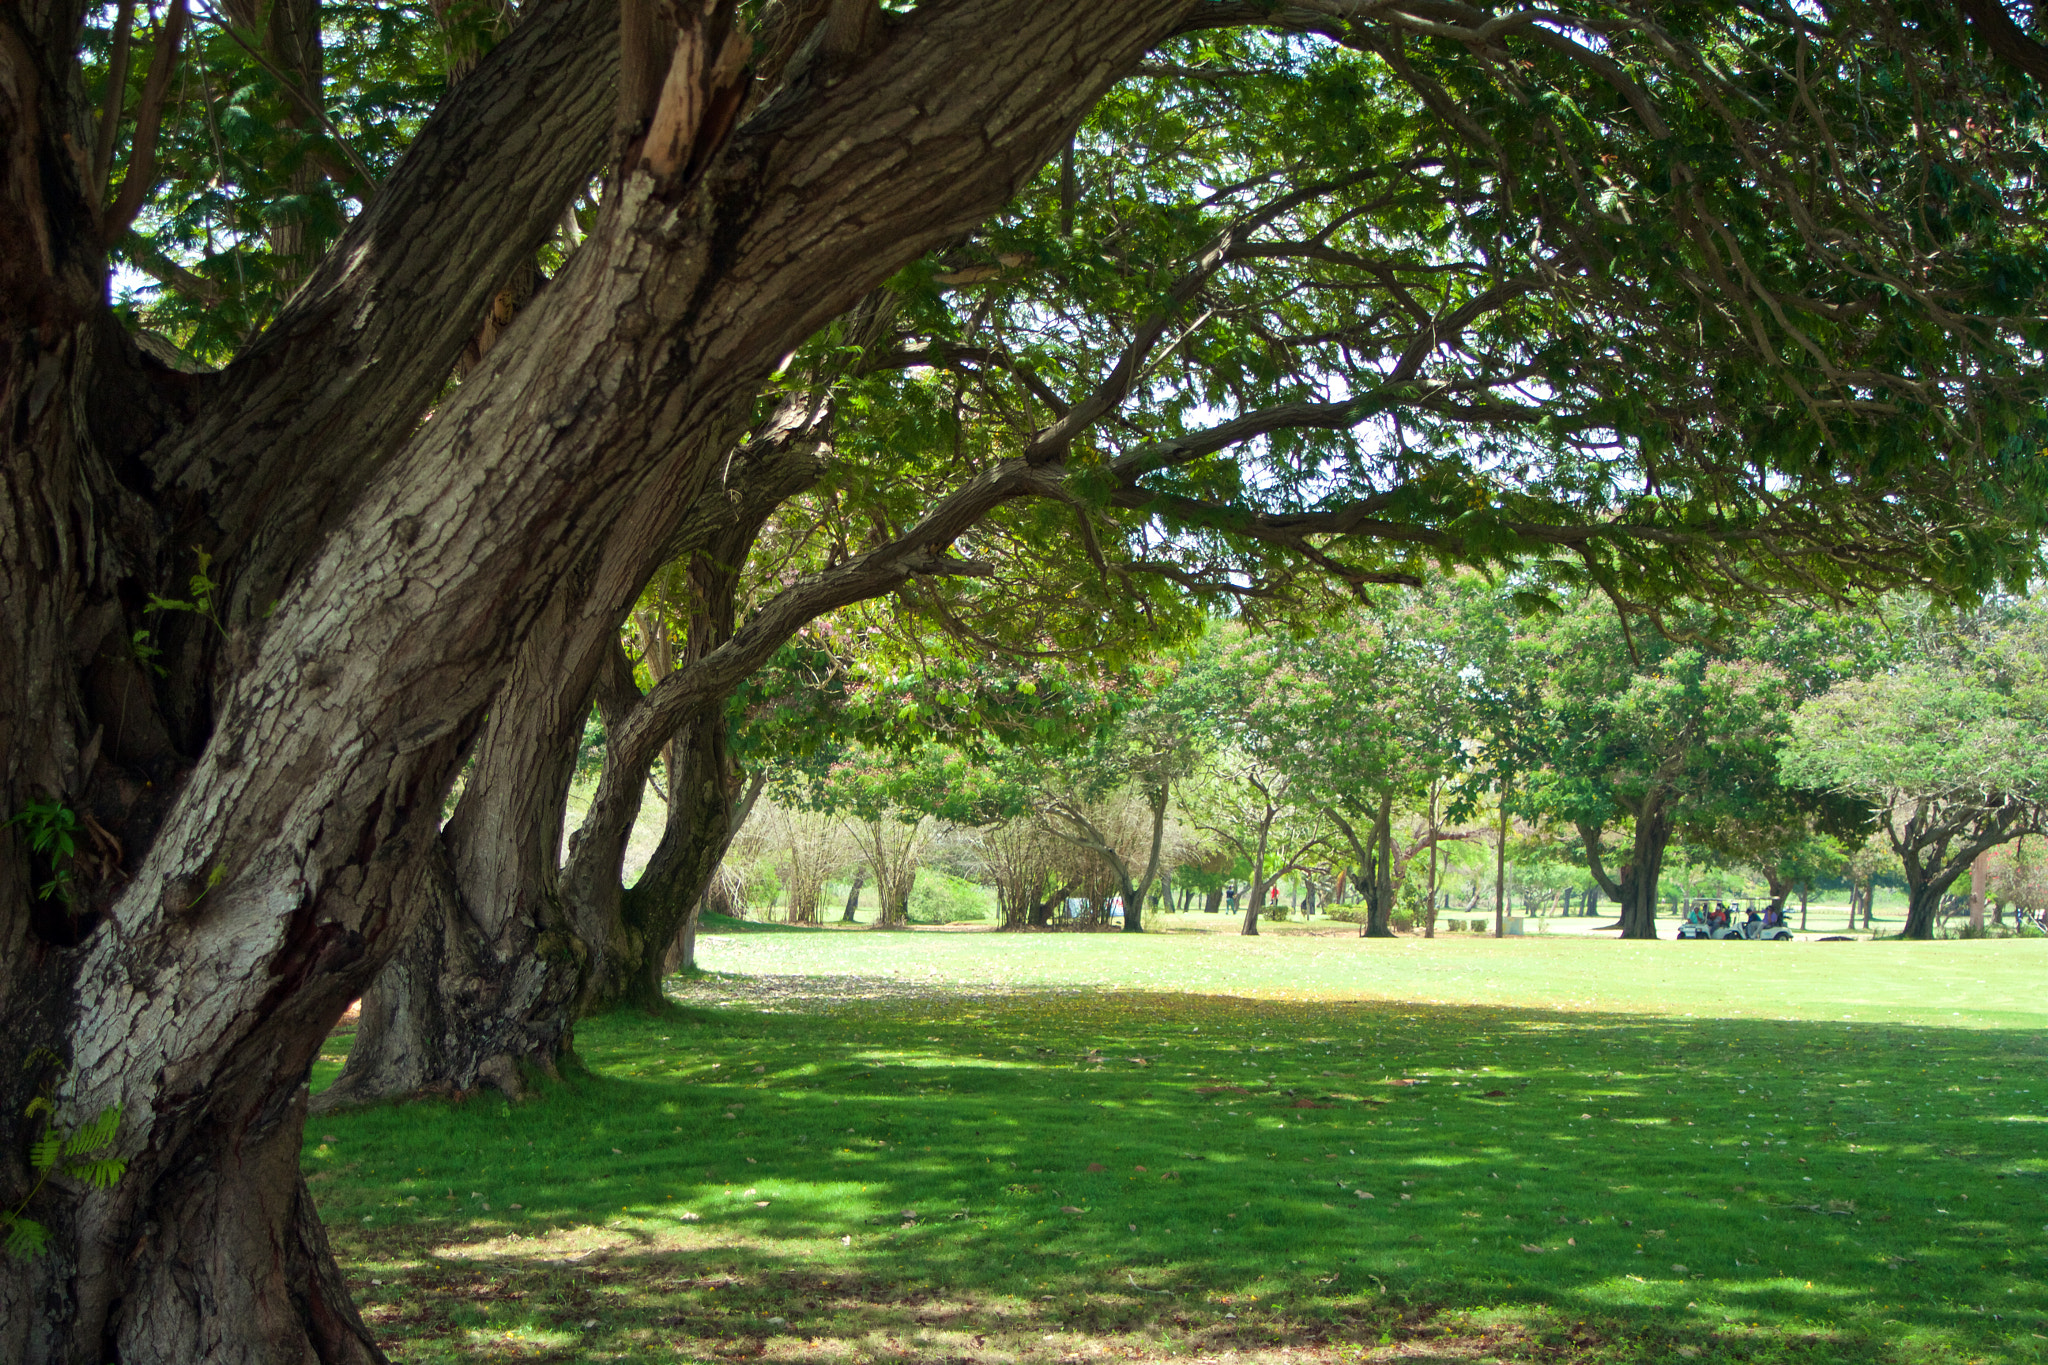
left=610, top=705, right=739, bottom=1010
left=317, top=613, right=606, bottom=1109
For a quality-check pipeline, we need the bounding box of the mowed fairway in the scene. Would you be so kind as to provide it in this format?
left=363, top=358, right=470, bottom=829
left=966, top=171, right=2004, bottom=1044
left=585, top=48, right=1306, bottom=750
left=700, top=919, right=2048, bottom=1030
left=309, top=929, right=2048, bottom=1365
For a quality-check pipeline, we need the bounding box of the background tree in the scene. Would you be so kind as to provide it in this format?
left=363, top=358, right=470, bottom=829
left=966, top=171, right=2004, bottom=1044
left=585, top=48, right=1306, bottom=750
left=1782, top=602, right=2048, bottom=938
left=1182, top=747, right=1332, bottom=936
left=1522, top=596, right=1834, bottom=937
left=1013, top=658, right=1201, bottom=932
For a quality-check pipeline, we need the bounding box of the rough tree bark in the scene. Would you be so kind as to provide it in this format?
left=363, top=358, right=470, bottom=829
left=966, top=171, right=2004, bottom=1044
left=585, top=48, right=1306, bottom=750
left=0, top=2, right=1201, bottom=1360
left=324, top=390, right=822, bottom=1105
left=315, top=603, right=611, bottom=1110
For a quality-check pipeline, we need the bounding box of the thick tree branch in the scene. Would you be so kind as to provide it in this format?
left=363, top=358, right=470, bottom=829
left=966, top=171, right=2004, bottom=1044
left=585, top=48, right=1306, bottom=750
left=1955, top=0, right=2048, bottom=81
left=91, top=0, right=137, bottom=193
left=150, top=0, right=619, bottom=626
left=101, top=0, right=188, bottom=242
left=120, top=231, right=226, bottom=307
left=611, top=457, right=1069, bottom=769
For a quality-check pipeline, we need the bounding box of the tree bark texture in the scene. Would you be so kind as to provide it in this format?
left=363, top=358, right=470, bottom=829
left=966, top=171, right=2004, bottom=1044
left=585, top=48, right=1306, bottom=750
left=329, top=381, right=821, bottom=1102
left=317, top=608, right=608, bottom=1109
left=0, top=1, right=1201, bottom=1358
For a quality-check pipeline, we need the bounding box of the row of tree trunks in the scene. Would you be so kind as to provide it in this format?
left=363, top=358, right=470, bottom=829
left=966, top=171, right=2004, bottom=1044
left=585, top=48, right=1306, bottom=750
left=331, top=411, right=826, bottom=1103
left=3, top=4, right=1202, bottom=1359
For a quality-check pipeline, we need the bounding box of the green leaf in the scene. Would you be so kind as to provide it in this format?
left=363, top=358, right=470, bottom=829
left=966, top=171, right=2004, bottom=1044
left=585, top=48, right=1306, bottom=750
left=63, top=1106, right=121, bottom=1156
left=2, top=1214, right=50, bottom=1260
left=62, top=1157, right=128, bottom=1190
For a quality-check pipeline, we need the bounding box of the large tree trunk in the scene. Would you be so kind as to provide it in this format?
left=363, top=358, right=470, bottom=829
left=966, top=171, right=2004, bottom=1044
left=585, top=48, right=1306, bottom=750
left=1, top=2, right=1198, bottom=1357
left=1901, top=880, right=1944, bottom=940
left=1580, top=804, right=1673, bottom=940
left=0, top=1, right=616, bottom=1353
left=559, top=644, right=662, bottom=1010
left=841, top=867, right=866, bottom=922
left=613, top=706, right=737, bottom=1010
left=318, top=588, right=625, bottom=1108
left=1615, top=807, right=1673, bottom=939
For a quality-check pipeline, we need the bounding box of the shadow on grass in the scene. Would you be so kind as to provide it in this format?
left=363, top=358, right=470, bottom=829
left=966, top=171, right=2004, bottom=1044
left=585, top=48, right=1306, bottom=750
left=308, top=988, right=2048, bottom=1364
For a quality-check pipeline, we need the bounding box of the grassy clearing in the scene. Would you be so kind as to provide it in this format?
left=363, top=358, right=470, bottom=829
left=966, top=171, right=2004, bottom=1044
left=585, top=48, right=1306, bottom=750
left=309, top=933, right=2048, bottom=1364
left=695, top=919, right=2048, bottom=1030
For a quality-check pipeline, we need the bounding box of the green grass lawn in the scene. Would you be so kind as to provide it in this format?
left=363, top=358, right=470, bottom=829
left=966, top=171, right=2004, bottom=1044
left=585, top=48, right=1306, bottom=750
left=309, top=931, right=2048, bottom=1364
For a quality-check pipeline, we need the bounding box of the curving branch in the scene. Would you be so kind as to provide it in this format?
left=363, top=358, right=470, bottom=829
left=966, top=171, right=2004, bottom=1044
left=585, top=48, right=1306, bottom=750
left=91, top=0, right=138, bottom=192
left=1954, top=0, right=2048, bottom=82
left=101, top=0, right=189, bottom=242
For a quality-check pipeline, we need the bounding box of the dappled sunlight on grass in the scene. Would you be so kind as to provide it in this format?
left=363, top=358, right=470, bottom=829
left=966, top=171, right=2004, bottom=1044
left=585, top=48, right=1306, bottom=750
left=309, top=937, right=2048, bottom=1363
